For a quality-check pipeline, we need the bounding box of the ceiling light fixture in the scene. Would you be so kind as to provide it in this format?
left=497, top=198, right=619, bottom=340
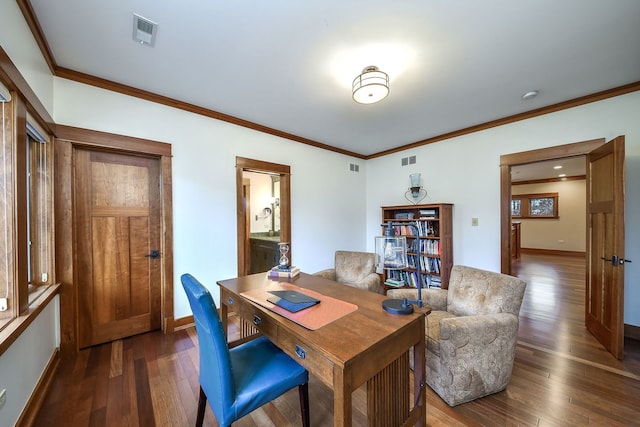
left=352, top=66, right=389, bottom=104
left=522, top=90, right=539, bottom=100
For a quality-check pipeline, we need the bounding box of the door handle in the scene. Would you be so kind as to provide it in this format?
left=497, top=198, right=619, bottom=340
left=601, top=256, right=632, bottom=266
left=145, top=250, right=160, bottom=259
left=601, top=255, right=618, bottom=265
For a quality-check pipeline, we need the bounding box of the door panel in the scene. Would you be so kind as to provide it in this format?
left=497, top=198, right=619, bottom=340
left=586, top=136, right=625, bottom=359
left=76, top=149, right=161, bottom=348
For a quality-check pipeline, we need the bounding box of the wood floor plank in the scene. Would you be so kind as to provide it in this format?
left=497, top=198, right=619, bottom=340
left=133, top=357, right=156, bottom=426
left=30, top=253, right=640, bottom=426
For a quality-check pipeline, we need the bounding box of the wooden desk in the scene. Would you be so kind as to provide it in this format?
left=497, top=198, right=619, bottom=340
left=218, top=272, right=426, bottom=427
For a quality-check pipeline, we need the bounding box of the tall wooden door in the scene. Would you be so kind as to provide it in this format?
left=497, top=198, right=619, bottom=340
left=76, top=149, right=162, bottom=348
left=586, top=136, right=626, bottom=359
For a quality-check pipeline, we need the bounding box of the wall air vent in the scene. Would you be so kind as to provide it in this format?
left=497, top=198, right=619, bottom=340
left=401, top=155, right=417, bottom=166
left=349, top=163, right=360, bottom=172
left=133, top=14, right=158, bottom=46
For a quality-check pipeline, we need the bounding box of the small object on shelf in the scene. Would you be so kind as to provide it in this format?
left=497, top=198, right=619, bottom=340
left=268, top=266, right=300, bottom=279
left=384, top=279, right=405, bottom=287
left=278, top=242, right=291, bottom=269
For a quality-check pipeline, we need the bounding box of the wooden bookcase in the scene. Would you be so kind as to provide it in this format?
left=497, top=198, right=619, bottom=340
left=381, top=203, right=453, bottom=292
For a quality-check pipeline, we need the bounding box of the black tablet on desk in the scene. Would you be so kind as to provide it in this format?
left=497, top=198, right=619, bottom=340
left=267, top=290, right=320, bottom=313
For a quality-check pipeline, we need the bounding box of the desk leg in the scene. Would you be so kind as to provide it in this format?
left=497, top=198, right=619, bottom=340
left=413, top=316, right=427, bottom=427
left=367, top=353, right=410, bottom=427
left=221, top=303, right=229, bottom=337
left=333, top=365, right=352, bottom=427
left=413, top=324, right=426, bottom=426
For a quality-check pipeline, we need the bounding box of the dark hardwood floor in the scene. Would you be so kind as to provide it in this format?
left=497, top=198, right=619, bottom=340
left=32, top=253, right=640, bottom=426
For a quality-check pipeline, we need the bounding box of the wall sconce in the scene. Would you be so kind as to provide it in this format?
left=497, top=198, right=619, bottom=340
left=404, top=173, right=427, bottom=204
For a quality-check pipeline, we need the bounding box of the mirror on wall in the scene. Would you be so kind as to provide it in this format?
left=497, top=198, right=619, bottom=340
left=244, top=171, right=280, bottom=236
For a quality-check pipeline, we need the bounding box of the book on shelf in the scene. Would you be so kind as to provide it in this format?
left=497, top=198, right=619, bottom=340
left=429, top=276, right=442, bottom=288
left=394, top=212, right=414, bottom=220
left=268, top=266, right=300, bottom=279
left=384, top=278, right=405, bottom=287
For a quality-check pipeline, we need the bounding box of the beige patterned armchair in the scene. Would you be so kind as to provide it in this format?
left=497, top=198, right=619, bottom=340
left=387, top=265, right=526, bottom=406
left=313, top=250, right=380, bottom=293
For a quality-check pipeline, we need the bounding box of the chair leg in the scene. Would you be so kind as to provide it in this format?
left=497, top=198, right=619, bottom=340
left=298, top=382, right=310, bottom=427
left=196, top=386, right=207, bottom=427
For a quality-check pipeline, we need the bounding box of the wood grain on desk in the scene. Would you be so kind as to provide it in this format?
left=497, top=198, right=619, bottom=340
left=218, top=272, right=426, bottom=427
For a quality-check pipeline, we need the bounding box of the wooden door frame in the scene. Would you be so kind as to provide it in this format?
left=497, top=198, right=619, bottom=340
left=236, top=157, right=291, bottom=276
left=499, top=138, right=605, bottom=275
left=55, top=125, right=174, bottom=356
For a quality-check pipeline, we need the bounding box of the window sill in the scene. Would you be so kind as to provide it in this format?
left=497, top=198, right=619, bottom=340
left=0, top=283, right=60, bottom=357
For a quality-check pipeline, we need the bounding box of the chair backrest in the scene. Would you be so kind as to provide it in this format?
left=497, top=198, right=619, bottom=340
left=446, top=265, right=526, bottom=317
left=181, top=274, right=235, bottom=423
left=334, top=250, right=376, bottom=284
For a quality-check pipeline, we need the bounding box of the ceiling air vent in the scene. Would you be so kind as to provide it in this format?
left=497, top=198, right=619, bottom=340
left=132, top=14, right=158, bottom=46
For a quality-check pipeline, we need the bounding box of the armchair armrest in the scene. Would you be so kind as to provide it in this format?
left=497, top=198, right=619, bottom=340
left=438, top=313, right=519, bottom=368
left=387, top=288, right=448, bottom=310
left=349, top=273, right=381, bottom=293
left=313, top=269, right=336, bottom=281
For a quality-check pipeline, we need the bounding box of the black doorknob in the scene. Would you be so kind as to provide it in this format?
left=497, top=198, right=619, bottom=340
left=145, top=250, right=160, bottom=259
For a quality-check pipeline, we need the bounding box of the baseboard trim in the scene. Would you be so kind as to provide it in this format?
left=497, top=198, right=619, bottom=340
left=625, top=324, right=640, bottom=341
left=174, top=310, right=238, bottom=331
left=174, top=315, right=194, bottom=331
left=16, top=348, right=60, bottom=427
left=521, top=248, right=586, bottom=257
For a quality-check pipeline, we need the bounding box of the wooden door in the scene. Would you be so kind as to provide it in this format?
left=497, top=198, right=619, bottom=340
left=76, top=149, right=162, bottom=348
left=585, top=136, right=626, bottom=359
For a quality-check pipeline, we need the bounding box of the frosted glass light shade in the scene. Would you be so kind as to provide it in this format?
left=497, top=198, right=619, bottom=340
left=352, top=66, right=389, bottom=104
left=410, top=173, right=421, bottom=190
left=375, top=235, right=408, bottom=271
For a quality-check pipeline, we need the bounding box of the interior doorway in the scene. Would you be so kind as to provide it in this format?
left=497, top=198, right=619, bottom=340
left=54, top=125, right=174, bottom=355
left=500, top=137, right=627, bottom=359
left=499, top=138, right=605, bottom=274
left=235, top=157, right=291, bottom=276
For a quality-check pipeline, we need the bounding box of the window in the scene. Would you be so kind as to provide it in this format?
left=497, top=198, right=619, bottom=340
left=0, top=79, right=54, bottom=332
left=512, top=193, right=559, bottom=219
left=26, top=124, right=53, bottom=303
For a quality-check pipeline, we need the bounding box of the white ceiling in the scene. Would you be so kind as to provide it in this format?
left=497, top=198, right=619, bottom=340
left=511, top=156, right=585, bottom=183
left=27, top=0, right=640, bottom=157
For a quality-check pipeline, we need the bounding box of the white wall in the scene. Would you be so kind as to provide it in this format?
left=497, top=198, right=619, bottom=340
left=0, top=297, right=59, bottom=427
left=366, top=91, right=640, bottom=326
left=52, top=78, right=368, bottom=318
left=513, top=179, right=586, bottom=252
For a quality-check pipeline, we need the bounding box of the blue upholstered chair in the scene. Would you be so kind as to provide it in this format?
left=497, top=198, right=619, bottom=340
left=181, top=274, right=310, bottom=427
